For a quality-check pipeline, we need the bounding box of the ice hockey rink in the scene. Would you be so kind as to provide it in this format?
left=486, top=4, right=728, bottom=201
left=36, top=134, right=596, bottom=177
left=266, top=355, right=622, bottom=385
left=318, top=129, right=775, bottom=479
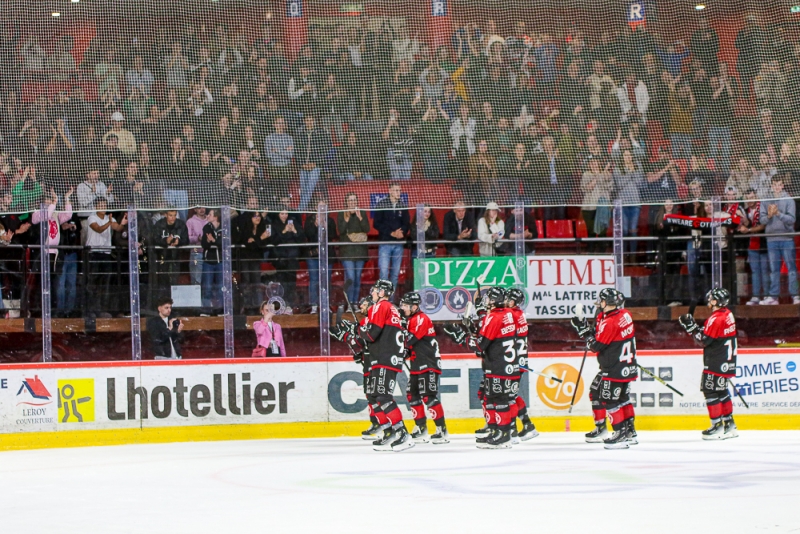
left=1, top=431, right=798, bottom=534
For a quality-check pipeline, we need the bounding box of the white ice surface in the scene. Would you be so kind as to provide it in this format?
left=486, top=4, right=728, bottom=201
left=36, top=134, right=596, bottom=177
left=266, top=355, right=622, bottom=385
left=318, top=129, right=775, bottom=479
left=1, top=431, right=799, bottom=534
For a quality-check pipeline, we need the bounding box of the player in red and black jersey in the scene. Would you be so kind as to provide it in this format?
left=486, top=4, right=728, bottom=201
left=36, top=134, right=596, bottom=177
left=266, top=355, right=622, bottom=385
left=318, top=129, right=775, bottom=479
left=465, top=287, right=521, bottom=449
left=679, top=287, right=739, bottom=440
left=505, top=288, right=538, bottom=442
left=359, top=279, right=414, bottom=452
left=571, top=288, right=638, bottom=450
left=400, top=292, right=449, bottom=445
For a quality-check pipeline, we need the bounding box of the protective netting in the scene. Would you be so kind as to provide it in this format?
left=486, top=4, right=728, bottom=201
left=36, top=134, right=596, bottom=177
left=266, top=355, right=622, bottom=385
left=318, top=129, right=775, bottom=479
left=0, top=1, right=799, bottom=218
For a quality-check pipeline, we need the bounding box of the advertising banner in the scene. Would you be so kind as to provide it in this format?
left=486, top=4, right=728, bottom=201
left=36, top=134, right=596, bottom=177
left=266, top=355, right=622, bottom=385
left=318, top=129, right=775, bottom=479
left=2, top=350, right=798, bottom=436
left=414, top=255, right=614, bottom=320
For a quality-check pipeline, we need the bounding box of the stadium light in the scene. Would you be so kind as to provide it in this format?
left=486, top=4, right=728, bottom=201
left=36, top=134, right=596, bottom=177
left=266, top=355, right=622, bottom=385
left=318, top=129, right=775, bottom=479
left=52, top=12, right=61, bottom=17
left=695, top=4, right=706, bottom=10
left=71, top=0, right=80, bottom=3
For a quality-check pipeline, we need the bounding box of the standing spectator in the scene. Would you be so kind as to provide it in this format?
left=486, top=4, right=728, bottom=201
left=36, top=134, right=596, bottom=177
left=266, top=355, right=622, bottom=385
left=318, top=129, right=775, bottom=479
left=153, top=210, right=188, bottom=289
left=410, top=204, right=440, bottom=258
left=613, top=150, right=646, bottom=252
left=641, top=148, right=680, bottom=220
left=200, top=209, right=223, bottom=311
left=759, top=175, right=800, bottom=305
left=690, top=16, right=720, bottom=74
left=47, top=39, right=76, bottom=82
left=580, top=157, right=614, bottom=249
left=272, top=209, right=304, bottom=307
left=304, top=201, right=338, bottom=314
left=263, top=116, right=294, bottom=197
left=295, top=115, right=330, bottom=211
left=466, top=139, right=497, bottom=207
left=417, top=101, right=451, bottom=183
left=443, top=201, right=476, bottom=257
left=616, top=73, right=649, bottom=124
left=497, top=205, right=535, bottom=255
left=102, top=112, right=137, bottom=155
left=708, top=73, right=735, bottom=174
left=534, top=136, right=572, bottom=220
left=738, top=189, right=768, bottom=305
left=164, top=43, right=189, bottom=98
left=727, top=156, right=755, bottom=195
left=86, top=197, right=126, bottom=315
left=186, top=208, right=207, bottom=286
left=287, top=63, right=317, bottom=115
left=32, top=188, right=74, bottom=314
left=336, top=131, right=373, bottom=181
left=450, top=104, right=477, bottom=182
left=477, top=202, right=504, bottom=257
left=57, top=205, right=81, bottom=317
left=76, top=168, right=113, bottom=216
left=126, top=56, right=154, bottom=96
left=253, top=300, right=286, bottom=357
left=382, top=108, right=413, bottom=181
left=238, top=211, right=271, bottom=307
left=147, top=297, right=184, bottom=360
left=95, top=48, right=123, bottom=102
left=337, top=193, right=371, bottom=304
left=373, top=183, right=409, bottom=293
left=667, top=82, right=695, bottom=159
left=21, top=37, right=46, bottom=80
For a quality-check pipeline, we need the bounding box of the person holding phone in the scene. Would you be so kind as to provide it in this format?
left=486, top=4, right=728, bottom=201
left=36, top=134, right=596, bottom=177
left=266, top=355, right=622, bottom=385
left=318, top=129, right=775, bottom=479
left=272, top=209, right=305, bottom=308
left=253, top=301, right=286, bottom=357
left=147, top=297, right=184, bottom=360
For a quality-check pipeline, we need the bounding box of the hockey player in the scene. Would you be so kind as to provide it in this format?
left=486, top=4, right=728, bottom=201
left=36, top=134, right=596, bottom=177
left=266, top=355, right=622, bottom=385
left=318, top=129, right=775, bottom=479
left=466, top=287, right=522, bottom=449
left=505, top=288, right=538, bottom=441
left=570, top=288, right=638, bottom=450
left=330, top=297, right=379, bottom=440
left=360, top=279, right=414, bottom=452
left=400, top=292, right=449, bottom=444
left=678, top=288, right=739, bottom=440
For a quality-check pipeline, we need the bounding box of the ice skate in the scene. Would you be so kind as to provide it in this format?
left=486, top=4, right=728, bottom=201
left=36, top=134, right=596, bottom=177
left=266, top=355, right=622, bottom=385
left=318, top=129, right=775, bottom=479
left=475, top=424, right=491, bottom=438
left=389, top=427, right=415, bottom=452
left=627, top=420, right=638, bottom=445
left=361, top=422, right=381, bottom=441
left=722, top=417, right=739, bottom=440
left=702, top=421, right=725, bottom=440
left=585, top=421, right=609, bottom=443
left=510, top=428, right=520, bottom=445
left=477, top=428, right=512, bottom=449
left=411, top=424, right=430, bottom=443
left=603, top=427, right=631, bottom=449
left=519, top=421, right=539, bottom=441
left=372, top=426, right=398, bottom=451
left=430, top=425, right=450, bottom=444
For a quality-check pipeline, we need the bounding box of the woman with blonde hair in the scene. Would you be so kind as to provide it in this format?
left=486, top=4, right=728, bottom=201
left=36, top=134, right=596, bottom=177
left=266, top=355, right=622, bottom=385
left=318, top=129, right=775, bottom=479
left=477, top=202, right=504, bottom=257
left=253, top=301, right=286, bottom=357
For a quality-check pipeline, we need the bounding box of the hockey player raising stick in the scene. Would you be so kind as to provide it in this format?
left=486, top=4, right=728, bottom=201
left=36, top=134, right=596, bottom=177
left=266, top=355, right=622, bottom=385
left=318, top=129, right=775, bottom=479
left=570, top=288, right=638, bottom=450
left=505, top=288, right=539, bottom=441
left=360, top=280, right=414, bottom=452
left=330, top=297, right=380, bottom=440
left=678, top=288, right=739, bottom=440
left=399, top=292, right=449, bottom=444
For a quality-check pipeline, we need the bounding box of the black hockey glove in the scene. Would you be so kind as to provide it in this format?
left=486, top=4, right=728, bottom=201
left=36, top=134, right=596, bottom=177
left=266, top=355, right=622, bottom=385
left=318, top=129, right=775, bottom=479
left=678, top=314, right=698, bottom=335
left=352, top=351, right=363, bottom=365
left=461, top=314, right=477, bottom=335
left=466, top=335, right=485, bottom=358
left=570, top=316, right=591, bottom=339
left=330, top=322, right=348, bottom=342
left=444, top=323, right=466, bottom=345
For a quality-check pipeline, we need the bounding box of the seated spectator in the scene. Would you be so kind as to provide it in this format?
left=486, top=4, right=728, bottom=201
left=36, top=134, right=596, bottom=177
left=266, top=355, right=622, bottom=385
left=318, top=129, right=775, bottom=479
left=126, top=56, right=155, bottom=96
left=760, top=175, right=800, bottom=305
left=738, top=189, right=768, bottom=305
left=147, top=297, right=184, bottom=360
left=288, top=63, right=317, bottom=115
left=410, top=204, right=440, bottom=258
left=477, top=202, right=504, bottom=257
left=102, top=112, right=137, bottom=155
left=497, top=205, right=535, bottom=255
left=153, top=210, right=188, bottom=289
left=338, top=193, right=371, bottom=303
left=253, top=300, right=286, bottom=357
left=382, top=108, right=413, bottom=181
left=337, top=132, right=373, bottom=181
left=727, top=156, right=755, bottom=196
left=443, top=201, right=476, bottom=257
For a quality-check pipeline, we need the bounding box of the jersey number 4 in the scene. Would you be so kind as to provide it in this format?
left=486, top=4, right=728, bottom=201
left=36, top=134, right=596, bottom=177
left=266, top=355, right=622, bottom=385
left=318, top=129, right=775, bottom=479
left=619, top=339, right=636, bottom=364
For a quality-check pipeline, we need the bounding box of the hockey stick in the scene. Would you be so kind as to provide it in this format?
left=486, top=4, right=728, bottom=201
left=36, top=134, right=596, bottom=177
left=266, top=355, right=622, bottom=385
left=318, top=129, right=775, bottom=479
left=637, top=365, right=684, bottom=396
left=341, top=279, right=360, bottom=323
left=520, top=365, right=563, bottom=383
left=568, top=307, right=588, bottom=413
left=728, top=379, right=750, bottom=409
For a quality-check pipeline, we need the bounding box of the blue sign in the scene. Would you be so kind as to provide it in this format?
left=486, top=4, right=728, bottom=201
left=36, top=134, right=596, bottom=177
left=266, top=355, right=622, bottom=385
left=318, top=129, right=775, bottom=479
left=628, top=1, right=645, bottom=22
left=419, top=288, right=444, bottom=315
left=788, top=361, right=797, bottom=372
left=432, top=0, right=447, bottom=17
left=287, top=0, right=303, bottom=18
left=445, top=287, right=471, bottom=314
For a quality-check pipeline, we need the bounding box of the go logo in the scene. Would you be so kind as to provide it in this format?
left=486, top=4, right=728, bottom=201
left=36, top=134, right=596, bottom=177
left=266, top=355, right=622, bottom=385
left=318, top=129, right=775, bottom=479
left=536, top=363, right=584, bottom=410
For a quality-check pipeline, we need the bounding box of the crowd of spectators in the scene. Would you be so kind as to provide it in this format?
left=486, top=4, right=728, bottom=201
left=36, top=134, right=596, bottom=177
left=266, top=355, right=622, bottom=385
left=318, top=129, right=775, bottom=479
left=2, top=12, right=800, bottom=315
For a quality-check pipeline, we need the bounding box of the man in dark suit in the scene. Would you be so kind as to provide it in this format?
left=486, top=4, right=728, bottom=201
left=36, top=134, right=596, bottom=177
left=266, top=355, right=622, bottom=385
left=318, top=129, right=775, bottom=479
left=443, top=202, right=476, bottom=257
left=147, top=297, right=184, bottom=360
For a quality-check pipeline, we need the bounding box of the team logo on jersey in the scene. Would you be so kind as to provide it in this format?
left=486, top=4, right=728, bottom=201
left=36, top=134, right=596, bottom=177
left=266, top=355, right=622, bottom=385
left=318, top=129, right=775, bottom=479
left=505, top=364, right=514, bottom=375
left=622, top=367, right=630, bottom=377
left=445, top=287, right=472, bottom=314
left=536, top=363, right=585, bottom=410
left=391, top=355, right=399, bottom=366
left=419, top=288, right=444, bottom=315
left=58, top=379, right=95, bottom=423
left=721, top=363, right=729, bottom=373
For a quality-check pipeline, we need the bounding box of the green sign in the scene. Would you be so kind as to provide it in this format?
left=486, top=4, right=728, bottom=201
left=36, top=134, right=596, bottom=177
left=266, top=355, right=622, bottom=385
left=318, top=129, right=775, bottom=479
left=414, top=256, right=525, bottom=291
left=792, top=5, right=800, bottom=13
left=340, top=3, right=363, bottom=13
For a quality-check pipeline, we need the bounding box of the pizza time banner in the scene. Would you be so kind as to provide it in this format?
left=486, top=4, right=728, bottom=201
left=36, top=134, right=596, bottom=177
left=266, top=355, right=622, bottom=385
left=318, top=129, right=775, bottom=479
left=414, top=255, right=615, bottom=320
left=1, top=351, right=798, bottom=436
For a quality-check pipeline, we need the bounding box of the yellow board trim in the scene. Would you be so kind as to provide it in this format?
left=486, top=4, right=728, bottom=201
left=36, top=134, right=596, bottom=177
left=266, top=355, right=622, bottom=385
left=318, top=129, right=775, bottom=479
left=1, top=415, right=799, bottom=452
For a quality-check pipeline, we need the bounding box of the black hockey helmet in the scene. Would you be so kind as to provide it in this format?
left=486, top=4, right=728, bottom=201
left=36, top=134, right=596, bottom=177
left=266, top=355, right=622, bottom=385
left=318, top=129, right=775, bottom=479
left=357, top=296, right=372, bottom=311
left=706, top=287, right=730, bottom=307
left=506, top=287, right=525, bottom=307
left=372, top=279, right=394, bottom=298
left=400, top=291, right=421, bottom=307
left=486, top=287, right=507, bottom=308
left=597, top=288, right=624, bottom=309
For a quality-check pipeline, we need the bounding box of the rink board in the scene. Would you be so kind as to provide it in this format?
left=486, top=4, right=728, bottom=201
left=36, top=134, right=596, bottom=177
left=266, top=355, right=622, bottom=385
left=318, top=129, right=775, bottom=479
left=1, top=349, right=799, bottom=449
